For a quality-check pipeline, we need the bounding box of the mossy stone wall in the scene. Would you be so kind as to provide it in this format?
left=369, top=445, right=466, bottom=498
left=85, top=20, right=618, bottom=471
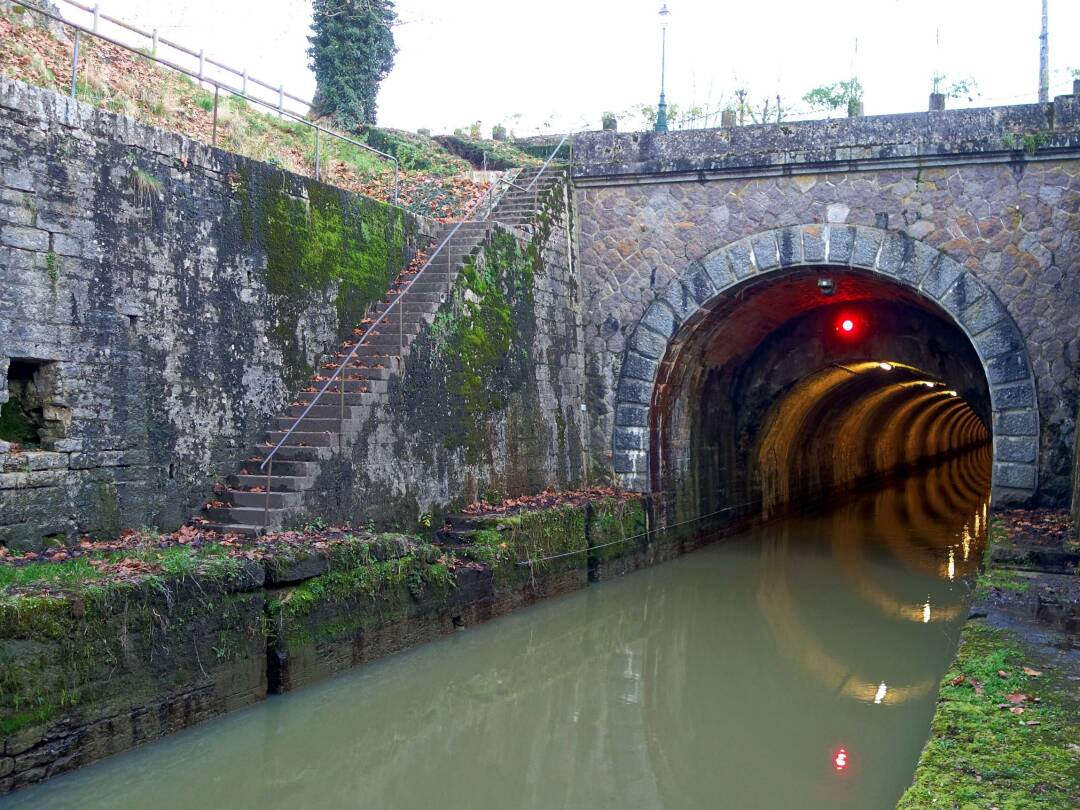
left=0, top=77, right=432, bottom=550
left=295, top=176, right=590, bottom=532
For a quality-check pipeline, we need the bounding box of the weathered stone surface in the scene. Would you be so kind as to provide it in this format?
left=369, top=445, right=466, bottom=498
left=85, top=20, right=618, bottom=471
left=992, top=382, right=1036, bottom=410
left=575, top=130, right=1078, bottom=502
left=750, top=232, right=779, bottom=270
left=702, top=249, right=735, bottom=288
left=920, top=256, right=965, bottom=300
left=0, top=225, right=47, bottom=251
left=993, top=410, right=1038, bottom=436
left=852, top=228, right=882, bottom=268
left=614, top=403, right=649, bottom=427
left=984, top=352, right=1029, bottom=385
left=726, top=241, right=755, bottom=279
left=777, top=226, right=804, bottom=267
left=994, top=436, right=1038, bottom=464
left=621, top=352, right=659, bottom=382
left=827, top=225, right=855, bottom=263
left=959, top=294, right=1007, bottom=335
left=627, top=326, right=668, bottom=360
left=994, top=462, right=1038, bottom=490
left=641, top=300, right=679, bottom=338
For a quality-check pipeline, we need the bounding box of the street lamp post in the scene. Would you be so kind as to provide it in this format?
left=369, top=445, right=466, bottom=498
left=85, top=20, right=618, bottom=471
left=655, top=4, right=670, bottom=133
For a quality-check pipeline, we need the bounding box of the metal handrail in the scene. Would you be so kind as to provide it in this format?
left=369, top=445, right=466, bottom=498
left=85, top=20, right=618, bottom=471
left=524, top=131, right=571, bottom=192
left=258, top=135, right=572, bottom=490
left=10, top=0, right=399, bottom=201
left=258, top=176, right=505, bottom=473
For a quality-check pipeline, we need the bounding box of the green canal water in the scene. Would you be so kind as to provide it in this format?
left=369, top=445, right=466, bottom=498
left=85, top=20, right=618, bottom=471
left=4, top=455, right=990, bottom=809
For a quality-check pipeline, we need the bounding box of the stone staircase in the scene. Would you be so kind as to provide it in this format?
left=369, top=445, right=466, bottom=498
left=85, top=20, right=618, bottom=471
left=198, top=167, right=563, bottom=536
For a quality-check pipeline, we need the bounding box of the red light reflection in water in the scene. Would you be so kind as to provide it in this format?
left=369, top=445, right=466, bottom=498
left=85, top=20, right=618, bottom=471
left=833, top=748, right=849, bottom=772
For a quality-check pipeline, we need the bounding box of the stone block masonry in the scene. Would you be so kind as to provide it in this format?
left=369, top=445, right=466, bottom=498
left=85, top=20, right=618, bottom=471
left=0, top=76, right=434, bottom=550
left=573, top=102, right=1080, bottom=505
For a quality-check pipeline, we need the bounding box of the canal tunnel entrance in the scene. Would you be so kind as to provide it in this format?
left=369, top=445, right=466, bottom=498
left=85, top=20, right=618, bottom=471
left=648, top=267, right=994, bottom=525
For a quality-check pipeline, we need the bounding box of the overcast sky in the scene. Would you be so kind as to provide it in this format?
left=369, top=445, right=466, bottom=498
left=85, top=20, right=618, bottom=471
left=77, top=0, right=1079, bottom=135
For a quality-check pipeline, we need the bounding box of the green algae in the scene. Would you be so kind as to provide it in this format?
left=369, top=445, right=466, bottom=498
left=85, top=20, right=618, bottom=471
left=896, top=621, right=1080, bottom=809
left=232, top=165, right=414, bottom=388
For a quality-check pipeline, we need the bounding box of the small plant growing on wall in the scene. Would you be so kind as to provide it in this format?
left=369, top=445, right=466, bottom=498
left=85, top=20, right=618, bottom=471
left=802, top=77, right=864, bottom=117
left=131, top=167, right=163, bottom=207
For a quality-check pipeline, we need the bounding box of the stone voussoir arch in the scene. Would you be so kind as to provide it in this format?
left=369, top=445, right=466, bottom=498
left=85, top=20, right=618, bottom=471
left=612, top=223, right=1040, bottom=502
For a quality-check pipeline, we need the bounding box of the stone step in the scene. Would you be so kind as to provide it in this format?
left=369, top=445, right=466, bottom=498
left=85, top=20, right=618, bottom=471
left=201, top=522, right=264, bottom=537
left=285, top=402, right=375, bottom=419
left=328, top=363, right=393, bottom=379
left=236, top=458, right=317, bottom=477
left=296, top=390, right=385, bottom=406
left=225, top=488, right=303, bottom=509
left=229, top=473, right=313, bottom=491
left=265, top=430, right=338, bottom=448
left=205, top=506, right=286, bottom=529
left=250, top=444, right=330, bottom=463
left=272, top=416, right=347, bottom=433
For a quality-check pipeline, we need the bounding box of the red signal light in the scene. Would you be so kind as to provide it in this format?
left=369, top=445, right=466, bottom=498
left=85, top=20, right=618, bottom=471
left=834, top=313, right=865, bottom=339
left=834, top=748, right=849, bottom=771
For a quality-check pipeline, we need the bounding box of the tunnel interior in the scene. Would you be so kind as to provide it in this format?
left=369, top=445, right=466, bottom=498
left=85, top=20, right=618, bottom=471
left=650, top=268, right=993, bottom=522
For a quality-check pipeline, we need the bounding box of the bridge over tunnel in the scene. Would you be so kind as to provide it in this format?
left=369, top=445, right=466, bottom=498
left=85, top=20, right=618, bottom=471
left=612, top=227, right=1039, bottom=527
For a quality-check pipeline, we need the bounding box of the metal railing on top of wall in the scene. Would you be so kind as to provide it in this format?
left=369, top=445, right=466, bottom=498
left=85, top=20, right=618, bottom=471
left=9, top=0, right=399, bottom=202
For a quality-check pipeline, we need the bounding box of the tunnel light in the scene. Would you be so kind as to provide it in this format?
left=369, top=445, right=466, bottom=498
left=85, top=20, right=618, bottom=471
left=833, top=313, right=866, bottom=340
left=878, top=362, right=894, bottom=371
left=922, top=381, right=937, bottom=388
left=946, top=390, right=959, bottom=397
left=834, top=748, right=849, bottom=771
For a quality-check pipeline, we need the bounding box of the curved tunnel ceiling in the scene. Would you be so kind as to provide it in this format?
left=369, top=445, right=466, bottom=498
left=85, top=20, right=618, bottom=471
left=756, top=362, right=989, bottom=512
left=651, top=268, right=993, bottom=514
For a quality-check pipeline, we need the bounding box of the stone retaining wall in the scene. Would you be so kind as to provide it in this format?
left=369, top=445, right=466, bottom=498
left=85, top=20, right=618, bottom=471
left=2, top=494, right=712, bottom=794
left=0, top=77, right=433, bottom=550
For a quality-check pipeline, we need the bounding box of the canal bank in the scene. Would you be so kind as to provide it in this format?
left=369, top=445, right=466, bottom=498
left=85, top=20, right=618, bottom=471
left=898, top=509, right=1080, bottom=809
left=1, top=490, right=681, bottom=794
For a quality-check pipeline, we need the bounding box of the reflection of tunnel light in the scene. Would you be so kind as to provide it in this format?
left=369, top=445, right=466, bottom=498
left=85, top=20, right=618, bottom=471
left=947, top=548, right=956, bottom=580
left=873, top=682, right=888, bottom=704
left=878, top=362, right=894, bottom=371
left=834, top=748, right=849, bottom=771
left=923, top=600, right=931, bottom=623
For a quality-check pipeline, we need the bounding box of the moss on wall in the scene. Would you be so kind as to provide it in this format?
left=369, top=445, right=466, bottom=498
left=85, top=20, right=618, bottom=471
left=266, top=536, right=455, bottom=648
left=458, top=504, right=588, bottom=588
left=0, top=563, right=263, bottom=737
left=588, top=497, right=649, bottom=562
left=233, top=164, right=415, bottom=388
left=429, top=229, right=537, bottom=458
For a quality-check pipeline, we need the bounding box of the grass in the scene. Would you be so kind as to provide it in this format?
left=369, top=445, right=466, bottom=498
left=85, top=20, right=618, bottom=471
left=0, top=7, right=497, bottom=218
left=897, top=622, right=1080, bottom=809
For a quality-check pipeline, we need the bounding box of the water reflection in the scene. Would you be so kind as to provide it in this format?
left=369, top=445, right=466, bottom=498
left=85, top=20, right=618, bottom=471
left=3, top=451, right=990, bottom=810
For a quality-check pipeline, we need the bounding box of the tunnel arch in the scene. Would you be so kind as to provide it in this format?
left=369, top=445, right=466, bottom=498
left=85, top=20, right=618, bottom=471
left=612, top=224, right=1039, bottom=514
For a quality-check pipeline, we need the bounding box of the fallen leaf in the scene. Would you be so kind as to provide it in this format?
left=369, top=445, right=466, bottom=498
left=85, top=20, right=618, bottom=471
left=1022, top=667, right=1042, bottom=677
left=1009, top=707, right=1025, bottom=715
